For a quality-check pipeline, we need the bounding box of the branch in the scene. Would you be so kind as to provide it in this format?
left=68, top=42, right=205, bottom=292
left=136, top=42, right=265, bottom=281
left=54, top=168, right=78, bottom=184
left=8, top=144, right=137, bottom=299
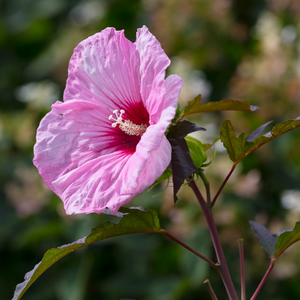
left=189, top=181, right=238, bottom=300
left=212, top=163, right=236, bottom=206
left=238, top=239, right=246, bottom=300
left=162, top=230, right=216, bottom=268
left=250, top=259, right=275, bottom=300
left=204, top=279, right=219, bottom=300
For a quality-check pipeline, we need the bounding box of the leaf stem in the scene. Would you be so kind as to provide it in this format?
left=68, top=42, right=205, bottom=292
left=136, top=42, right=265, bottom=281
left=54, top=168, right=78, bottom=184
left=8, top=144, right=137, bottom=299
left=212, top=163, right=236, bottom=207
left=199, top=169, right=211, bottom=205
left=162, top=230, right=216, bottom=268
left=238, top=239, right=246, bottom=300
left=189, top=180, right=238, bottom=300
left=250, top=259, right=275, bottom=300
left=204, top=279, right=219, bottom=300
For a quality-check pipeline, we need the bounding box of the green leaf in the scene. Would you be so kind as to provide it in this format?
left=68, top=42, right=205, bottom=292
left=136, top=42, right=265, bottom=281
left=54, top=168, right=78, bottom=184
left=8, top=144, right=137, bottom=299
left=148, top=167, right=172, bottom=190
left=185, top=136, right=207, bottom=169
left=274, top=222, right=300, bottom=259
left=249, top=221, right=277, bottom=258
left=154, top=167, right=172, bottom=183
left=220, top=117, right=300, bottom=164
left=12, top=207, right=162, bottom=300
left=181, top=94, right=259, bottom=117
left=220, top=120, right=248, bottom=162
left=171, top=102, right=184, bottom=124
left=203, top=138, right=219, bottom=152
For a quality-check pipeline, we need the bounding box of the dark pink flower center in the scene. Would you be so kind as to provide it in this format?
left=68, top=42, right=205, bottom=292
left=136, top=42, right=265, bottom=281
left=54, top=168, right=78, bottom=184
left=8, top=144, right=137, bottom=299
left=109, top=109, right=147, bottom=136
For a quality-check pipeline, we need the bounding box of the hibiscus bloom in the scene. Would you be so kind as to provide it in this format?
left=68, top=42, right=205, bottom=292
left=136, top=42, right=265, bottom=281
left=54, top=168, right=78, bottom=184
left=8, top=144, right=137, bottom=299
left=33, top=26, right=183, bottom=215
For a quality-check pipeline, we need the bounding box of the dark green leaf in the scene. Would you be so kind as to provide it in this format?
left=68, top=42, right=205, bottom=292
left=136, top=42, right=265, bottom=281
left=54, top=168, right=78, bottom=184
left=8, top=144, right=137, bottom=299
left=181, top=94, right=259, bottom=117
left=249, top=221, right=277, bottom=258
left=220, top=117, right=300, bottom=164
left=167, top=120, right=205, bottom=202
left=12, top=207, right=162, bottom=300
left=274, top=222, right=300, bottom=259
left=185, top=136, right=207, bottom=169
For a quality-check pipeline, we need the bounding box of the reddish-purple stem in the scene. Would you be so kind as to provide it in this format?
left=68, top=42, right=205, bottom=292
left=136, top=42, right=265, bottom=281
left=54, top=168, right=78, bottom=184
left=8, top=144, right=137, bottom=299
left=212, top=164, right=236, bottom=207
left=250, top=259, right=275, bottom=300
left=238, top=239, right=246, bottom=300
left=204, top=279, right=219, bottom=300
left=189, top=180, right=238, bottom=300
left=162, top=230, right=216, bottom=268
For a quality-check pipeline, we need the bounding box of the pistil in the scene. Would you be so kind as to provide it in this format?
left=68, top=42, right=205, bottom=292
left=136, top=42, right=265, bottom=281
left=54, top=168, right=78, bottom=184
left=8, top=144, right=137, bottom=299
left=109, top=110, right=147, bottom=136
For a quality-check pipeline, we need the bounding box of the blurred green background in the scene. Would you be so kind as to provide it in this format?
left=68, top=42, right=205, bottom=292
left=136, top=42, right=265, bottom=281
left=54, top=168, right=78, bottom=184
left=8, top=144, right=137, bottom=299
left=1, top=0, right=300, bottom=299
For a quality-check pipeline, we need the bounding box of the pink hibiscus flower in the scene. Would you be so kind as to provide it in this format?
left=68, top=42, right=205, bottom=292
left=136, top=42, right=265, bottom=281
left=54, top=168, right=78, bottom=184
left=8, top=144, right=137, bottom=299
left=33, top=26, right=183, bottom=215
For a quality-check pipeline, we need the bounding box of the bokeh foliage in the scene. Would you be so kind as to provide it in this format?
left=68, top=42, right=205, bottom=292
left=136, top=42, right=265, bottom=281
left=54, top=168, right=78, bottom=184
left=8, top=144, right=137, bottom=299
left=1, top=0, right=300, bottom=299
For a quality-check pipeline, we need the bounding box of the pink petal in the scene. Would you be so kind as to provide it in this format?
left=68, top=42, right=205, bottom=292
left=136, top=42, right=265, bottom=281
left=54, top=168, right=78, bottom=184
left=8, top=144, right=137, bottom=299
left=135, top=26, right=183, bottom=126
left=64, top=27, right=147, bottom=125
left=52, top=150, right=133, bottom=214
left=33, top=99, right=171, bottom=215
left=33, top=100, right=136, bottom=193
left=52, top=130, right=171, bottom=215
left=119, top=125, right=172, bottom=195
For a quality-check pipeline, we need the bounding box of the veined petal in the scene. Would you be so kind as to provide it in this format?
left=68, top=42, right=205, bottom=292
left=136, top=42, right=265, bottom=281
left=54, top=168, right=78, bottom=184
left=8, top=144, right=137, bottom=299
left=52, top=150, right=133, bottom=214
left=135, top=26, right=183, bottom=125
left=119, top=126, right=171, bottom=195
left=64, top=27, right=146, bottom=125
left=33, top=100, right=137, bottom=193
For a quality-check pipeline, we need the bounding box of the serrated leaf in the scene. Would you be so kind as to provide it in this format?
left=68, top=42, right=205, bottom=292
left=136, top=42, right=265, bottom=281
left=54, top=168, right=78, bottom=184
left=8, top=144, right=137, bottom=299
left=220, top=117, right=300, bottom=164
left=181, top=94, right=259, bottom=117
left=167, top=120, right=206, bottom=202
left=274, top=222, right=300, bottom=259
left=249, top=221, right=277, bottom=258
left=220, top=120, right=247, bottom=162
left=12, top=207, right=162, bottom=300
left=185, top=136, right=207, bottom=169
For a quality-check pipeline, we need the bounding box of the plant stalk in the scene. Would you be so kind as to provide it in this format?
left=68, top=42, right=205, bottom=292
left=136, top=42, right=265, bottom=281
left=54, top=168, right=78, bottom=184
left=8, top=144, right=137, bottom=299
left=199, top=169, right=211, bottom=205
left=212, top=164, right=236, bottom=207
left=250, top=259, right=275, bottom=300
left=204, top=279, right=219, bottom=300
left=238, top=239, right=246, bottom=300
left=189, top=180, right=238, bottom=300
left=162, top=230, right=216, bottom=268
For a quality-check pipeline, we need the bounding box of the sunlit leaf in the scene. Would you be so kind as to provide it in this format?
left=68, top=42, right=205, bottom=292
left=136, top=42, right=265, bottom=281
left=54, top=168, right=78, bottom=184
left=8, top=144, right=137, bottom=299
left=167, top=120, right=205, bottom=201
left=220, top=120, right=247, bottom=162
left=203, top=138, right=219, bottom=152
left=148, top=167, right=172, bottom=191
left=181, top=94, right=259, bottom=118
left=12, top=207, right=162, bottom=300
left=274, top=222, right=300, bottom=259
left=249, top=221, right=277, bottom=258
left=220, top=117, right=300, bottom=164
left=185, top=136, right=207, bottom=169
left=171, top=102, right=184, bottom=124
left=201, top=138, right=219, bottom=167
